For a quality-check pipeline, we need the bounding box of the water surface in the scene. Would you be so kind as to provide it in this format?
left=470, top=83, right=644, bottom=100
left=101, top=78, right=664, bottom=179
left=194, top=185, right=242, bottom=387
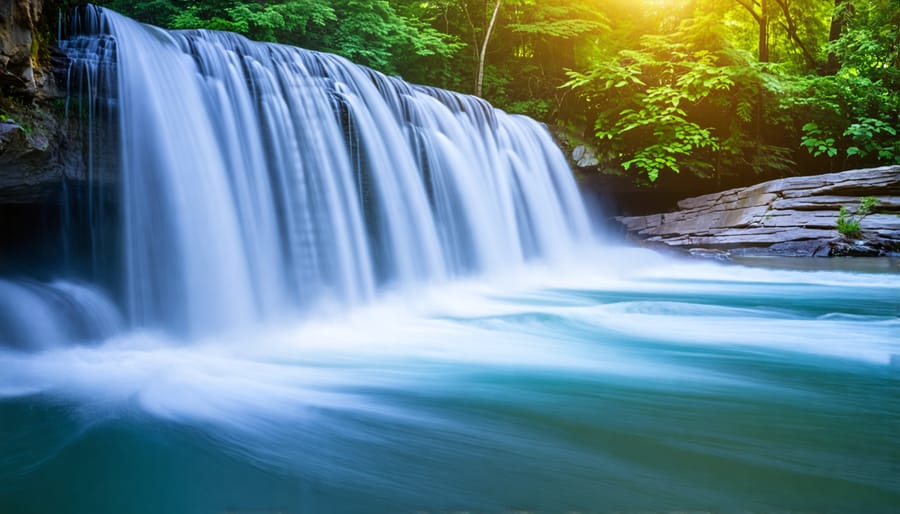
left=2, top=249, right=897, bottom=514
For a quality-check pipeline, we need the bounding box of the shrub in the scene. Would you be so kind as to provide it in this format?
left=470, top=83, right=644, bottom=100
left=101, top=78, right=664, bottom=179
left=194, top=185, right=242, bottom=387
left=836, top=196, right=880, bottom=238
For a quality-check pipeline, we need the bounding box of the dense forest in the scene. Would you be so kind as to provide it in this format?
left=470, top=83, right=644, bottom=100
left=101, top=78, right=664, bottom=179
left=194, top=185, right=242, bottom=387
left=91, top=0, right=899, bottom=188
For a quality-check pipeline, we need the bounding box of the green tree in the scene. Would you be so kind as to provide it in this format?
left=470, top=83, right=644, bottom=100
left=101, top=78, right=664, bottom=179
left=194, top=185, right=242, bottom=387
left=566, top=10, right=784, bottom=182
left=305, top=0, right=461, bottom=75
left=169, top=0, right=335, bottom=42
left=95, top=1, right=462, bottom=77
left=435, top=0, right=608, bottom=116
left=786, top=0, right=900, bottom=167
left=92, top=0, right=900, bottom=183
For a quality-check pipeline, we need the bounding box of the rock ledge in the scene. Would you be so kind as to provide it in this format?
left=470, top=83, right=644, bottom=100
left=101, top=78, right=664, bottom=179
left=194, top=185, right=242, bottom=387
left=616, top=166, right=900, bottom=257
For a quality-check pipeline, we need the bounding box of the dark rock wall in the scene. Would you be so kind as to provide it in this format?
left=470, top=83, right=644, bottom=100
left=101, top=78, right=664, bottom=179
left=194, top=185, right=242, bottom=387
left=0, top=0, right=80, bottom=204
left=0, top=0, right=95, bottom=276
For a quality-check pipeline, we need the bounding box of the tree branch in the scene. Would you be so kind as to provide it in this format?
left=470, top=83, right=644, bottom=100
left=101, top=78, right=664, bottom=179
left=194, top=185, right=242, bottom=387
left=774, top=0, right=819, bottom=69
left=734, top=0, right=762, bottom=23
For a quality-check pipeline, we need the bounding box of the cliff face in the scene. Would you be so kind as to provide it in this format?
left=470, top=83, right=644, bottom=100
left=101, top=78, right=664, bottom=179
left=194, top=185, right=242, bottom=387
left=616, top=166, right=900, bottom=257
left=0, top=0, right=87, bottom=276
left=0, top=106, right=82, bottom=204
left=0, top=0, right=79, bottom=204
left=0, top=0, right=53, bottom=98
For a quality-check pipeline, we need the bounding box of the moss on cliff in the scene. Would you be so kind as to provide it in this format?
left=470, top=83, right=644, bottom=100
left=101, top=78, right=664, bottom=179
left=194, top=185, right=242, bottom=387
left=0, top=0, right=88, bottom=203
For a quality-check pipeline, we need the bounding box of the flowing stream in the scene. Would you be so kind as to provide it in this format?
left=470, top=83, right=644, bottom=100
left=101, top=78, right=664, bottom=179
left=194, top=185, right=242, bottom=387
left=1, top=6, right=898, bottom=514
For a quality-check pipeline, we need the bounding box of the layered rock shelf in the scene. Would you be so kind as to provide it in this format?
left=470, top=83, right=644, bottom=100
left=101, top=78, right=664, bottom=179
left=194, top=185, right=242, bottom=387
left=616, top=166, right=900, bottom=257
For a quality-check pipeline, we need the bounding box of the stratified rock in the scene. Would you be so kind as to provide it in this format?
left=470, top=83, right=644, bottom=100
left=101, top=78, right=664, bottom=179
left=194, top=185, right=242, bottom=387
left=616, top=166, right=900, bottom=257
left=0, top=0, right=49, bottom=97
left=0, top=0, right=83, bottom=204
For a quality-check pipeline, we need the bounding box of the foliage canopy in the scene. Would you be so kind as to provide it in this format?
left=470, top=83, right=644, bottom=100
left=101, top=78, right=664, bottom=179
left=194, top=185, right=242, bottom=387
left=92, top=0, right=900, bottom=186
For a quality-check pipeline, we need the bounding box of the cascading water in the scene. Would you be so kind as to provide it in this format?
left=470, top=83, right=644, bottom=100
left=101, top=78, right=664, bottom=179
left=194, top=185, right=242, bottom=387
left=2, top=7, right=898, bottom=514
left=58, top=6, right=591, bottom=337
left=0, top=279, right=122, bottom=351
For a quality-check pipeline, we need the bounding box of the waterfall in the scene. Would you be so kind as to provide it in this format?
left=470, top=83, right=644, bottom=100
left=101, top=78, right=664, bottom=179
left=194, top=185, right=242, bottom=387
left=0, top=279, right=122, bottom=351
left=53, top=6, right=591, bottom=338
left=4, top=13, right=900, bottom=514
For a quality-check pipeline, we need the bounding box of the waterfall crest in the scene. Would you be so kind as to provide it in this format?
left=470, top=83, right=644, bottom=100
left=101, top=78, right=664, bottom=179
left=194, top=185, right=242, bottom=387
left=59, top=6, right=591, bottom=337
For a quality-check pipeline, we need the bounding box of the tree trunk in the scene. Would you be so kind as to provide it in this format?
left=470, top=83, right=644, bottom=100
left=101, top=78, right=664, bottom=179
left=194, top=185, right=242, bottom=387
left=759, top=0, right=769, bottom=63
left=775, top=0, right=818, bottom=70
left=475, top=0, right=502, bottom=97
left=825, top=0, right=845, bottom=74
left=734, top=0, right=769, bottom=62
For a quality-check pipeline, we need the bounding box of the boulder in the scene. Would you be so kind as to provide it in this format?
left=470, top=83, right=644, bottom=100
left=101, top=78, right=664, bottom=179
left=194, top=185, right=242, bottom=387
left=0, top=116, right=80, bottom=204
left=572, top=144, right=599, bottom=168
left=615, top=166, right=900, bottom=257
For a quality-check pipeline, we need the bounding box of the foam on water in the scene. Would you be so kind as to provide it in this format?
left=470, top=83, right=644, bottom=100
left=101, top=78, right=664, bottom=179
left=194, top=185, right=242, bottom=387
left=1, top=254, right=898, bottom=512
